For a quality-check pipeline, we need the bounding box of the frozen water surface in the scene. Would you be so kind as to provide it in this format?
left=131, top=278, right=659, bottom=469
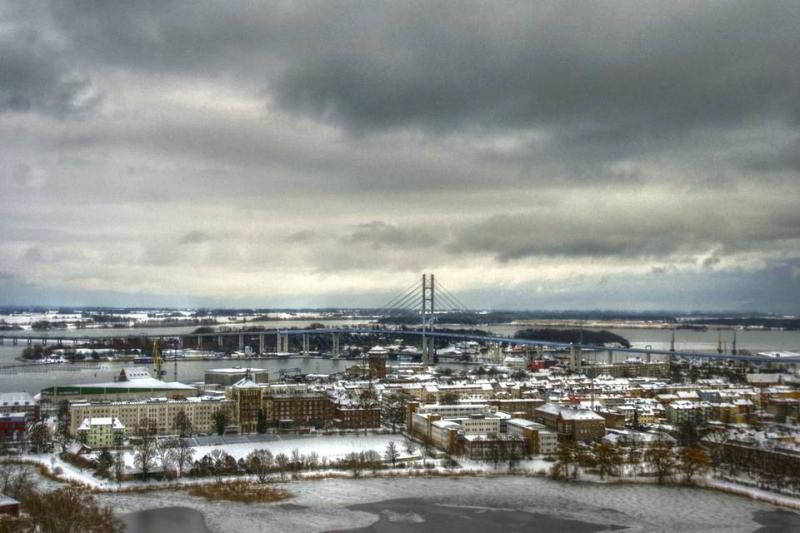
left=95, top=476, right=800, bottom=533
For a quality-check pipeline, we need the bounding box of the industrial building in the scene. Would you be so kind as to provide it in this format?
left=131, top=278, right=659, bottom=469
left=205, top=367, right=269, bottom=386
left=41, top=367, right=196, bottom=402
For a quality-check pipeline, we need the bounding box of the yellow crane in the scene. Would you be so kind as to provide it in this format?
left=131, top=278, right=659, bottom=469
left=153, top=339, right=163, bottom=378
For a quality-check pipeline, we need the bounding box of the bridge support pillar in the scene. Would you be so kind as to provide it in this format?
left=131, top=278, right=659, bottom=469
left=646, top=351, right=652, bottom=363
left=73, top=338, right=78, bottom=345
left=259, top=334, right=265, bottom=355
left=41, top=338, right=46, bottom=346
left=217, top=336, right=223, bottom=349
left=197, top=335, right=202, bottom=350
left=302, top=334, right=309, bottom=356
left=13, top=338, right=17, bottom=346
left=238, top=335, right=244, bottom=352
left=277, top=333, right=289, bottom=353
left=607, top=349, right=613, bottom=364
left=332, top=333, right=340, bottom=358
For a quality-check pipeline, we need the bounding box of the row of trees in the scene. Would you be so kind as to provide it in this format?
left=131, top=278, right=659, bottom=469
left=551, top=439, right=710, bottom=485
left=707, top=437, right=800, bottom=492
left=128, top=437, right=420, bottom=482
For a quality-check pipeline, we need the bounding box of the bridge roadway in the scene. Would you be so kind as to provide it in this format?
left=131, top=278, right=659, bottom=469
left=1, top=327, right=798, bottom=365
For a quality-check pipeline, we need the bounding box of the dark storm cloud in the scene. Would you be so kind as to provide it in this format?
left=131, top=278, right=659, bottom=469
left=272, top=1, right=800, bottom=140
left=38, top=2, right=800, bottom=141
left=0, top=30, right=100, bottom=116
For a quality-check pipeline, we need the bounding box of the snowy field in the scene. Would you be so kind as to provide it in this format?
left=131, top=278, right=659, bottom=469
left=123, top=434, right=402, bottom=467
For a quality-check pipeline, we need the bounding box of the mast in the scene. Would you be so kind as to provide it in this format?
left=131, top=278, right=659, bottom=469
left=153, top=339, right=162, bottom=379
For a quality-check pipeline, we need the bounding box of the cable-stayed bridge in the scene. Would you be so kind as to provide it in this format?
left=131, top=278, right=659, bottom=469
left=1, top=273, right=798, bottom=366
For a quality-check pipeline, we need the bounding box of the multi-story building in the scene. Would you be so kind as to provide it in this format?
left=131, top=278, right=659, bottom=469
left=69, top=396, right=233, bottom=436
left=229, top=377, right=263, bottom=433
left=534, top=403, right=606, bottom=441
left=665, top=400, right=712, bottom=425
left=582, top=362, right=669, bottom=379
left=77, top=417, right=125, bottom=448
left=264, top=392, right=335, bottom=429
left=0, top=413, right=26, bottom=441
left=506, top=418, right=558, bottom=455
left=333, top=405, right=381, bottom=429
left=367, top=347, right=388, bottom=379
left=0, top=393, right=39, bottom=421
left=460, top=434, right=526, bottom=461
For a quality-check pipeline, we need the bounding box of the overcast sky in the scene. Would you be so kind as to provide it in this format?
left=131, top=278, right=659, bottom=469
left=1, top=1, right=799, bottom=312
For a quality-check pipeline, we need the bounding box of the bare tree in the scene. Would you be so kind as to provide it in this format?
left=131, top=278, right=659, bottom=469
left=156, top=437, right=179, bottom=477
left=246, top=449, right=274, bottom=483
left=678, top=446, right=710, bottom=484
left=54, top=400, right=72, bottom=454
left=209, top=448, right=227, bottom=482
left=384, top=441, right=399, bottom=467
left=291, top=448, right=305, bottom=476
left=645, top=439, right=676, bottom=485
left=213, top=410, right=229, bottom=436
left=173, top=410, right=193, bottom=438
left=593, top=441, right=623, bottom=479
left=173, top=437, right=195, bottom=478
left=28, top=422, right=51, bottom=454
left=551, top=440, right=578, bottom=481
left=275, top=452, right=290, bottom=481
left=113, top=449, right=126, bottom=482
left=133, top=417, right=158, bottom=480
left=404, top=440, right=417, bottom=456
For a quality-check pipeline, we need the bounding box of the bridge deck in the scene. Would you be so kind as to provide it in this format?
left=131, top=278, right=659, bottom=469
left=1, top=327, right=797, bottom=364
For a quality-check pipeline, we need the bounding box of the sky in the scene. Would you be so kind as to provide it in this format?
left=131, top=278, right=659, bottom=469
left=1, top=1, right=799, bottom=312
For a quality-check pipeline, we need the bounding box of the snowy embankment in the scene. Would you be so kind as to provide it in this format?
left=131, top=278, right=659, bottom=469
left=17, top=453, right=111, bottom=489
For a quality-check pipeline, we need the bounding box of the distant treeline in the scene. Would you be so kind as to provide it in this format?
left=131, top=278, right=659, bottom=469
left=684, top=317, right=800, bottom=330
left=514, top=328, right=631, bottom=348
left=378, top=310, right=682, bottom=325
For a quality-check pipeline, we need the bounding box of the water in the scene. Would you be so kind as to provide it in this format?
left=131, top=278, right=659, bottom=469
left=92, top=476, right=800, bottom=532
left=2, top=322, right=799, bottom=393
left=123, top=506, right=212, bottom=533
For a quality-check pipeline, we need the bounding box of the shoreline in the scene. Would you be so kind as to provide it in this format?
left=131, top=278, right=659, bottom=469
left=7, top=455, right=800, bottom=512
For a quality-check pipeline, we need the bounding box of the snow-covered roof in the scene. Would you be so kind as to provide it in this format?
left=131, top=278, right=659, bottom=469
left=0, top=392, right=35, bottom=406
left=77, top=417, right=125, bottom=430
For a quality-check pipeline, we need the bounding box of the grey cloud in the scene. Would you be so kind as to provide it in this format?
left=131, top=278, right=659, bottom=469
left=0, top=25, right=101, bottom=117
left=1, top=1, right=799, bottom=311
left=178, top=230, right=211, bottom=245
left=345, top=221, right=439, bottom=248
left=285, top=230, right=318, bottom=243
left=41, top=2, right=800, bottom=141
left=447, top=204, right=800, bottom=262
left=271, top=1, right=800, bottom=140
